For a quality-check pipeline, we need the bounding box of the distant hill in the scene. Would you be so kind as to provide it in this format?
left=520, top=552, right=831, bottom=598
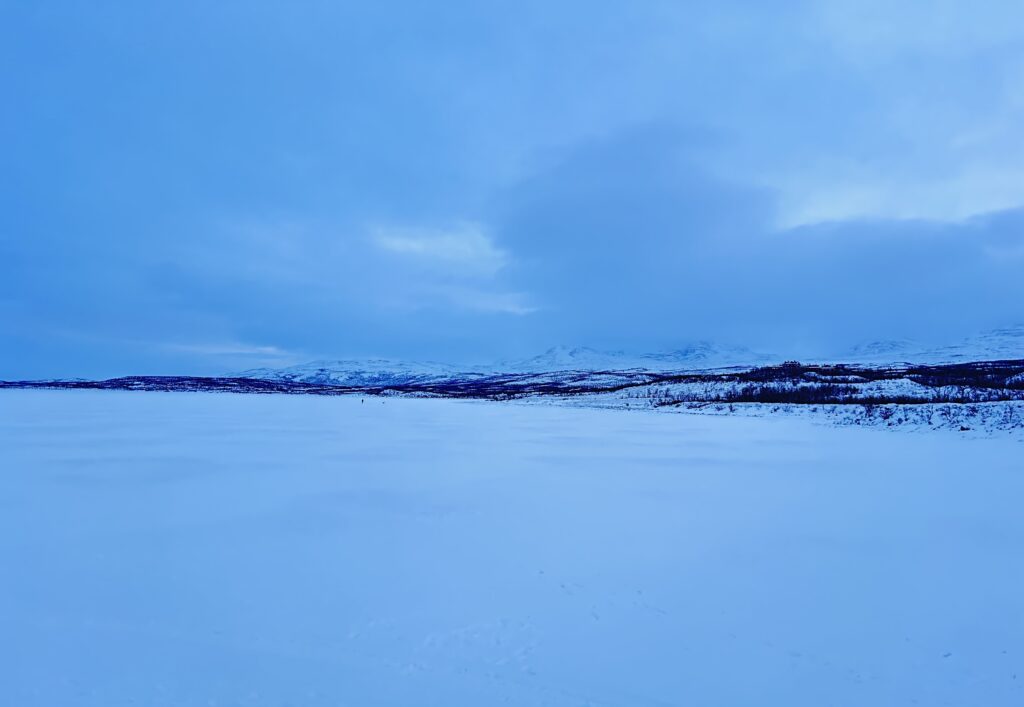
left=500, top=343, right=778, bottom=373
left=238, top=342, right=779, bottom=385
left=238, top=358, right=479, bottom=387
left=233, top=328, right=1024, bottom=385
left=837, top=326, right=1024, bottom=365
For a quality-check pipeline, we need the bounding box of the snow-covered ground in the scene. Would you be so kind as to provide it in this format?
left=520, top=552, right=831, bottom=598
left=542, top=390, right=1024, bottom=434
left=1, top=390, right=1022, bottom=706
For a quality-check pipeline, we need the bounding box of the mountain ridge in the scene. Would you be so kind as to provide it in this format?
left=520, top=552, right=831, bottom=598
left=235, top=327, right=1024, bottom=385
left=835, top=325, right=1024, bottom=365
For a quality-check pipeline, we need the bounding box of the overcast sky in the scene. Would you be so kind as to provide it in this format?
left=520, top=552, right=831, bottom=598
left=4, top=0, right=1024, bottom=376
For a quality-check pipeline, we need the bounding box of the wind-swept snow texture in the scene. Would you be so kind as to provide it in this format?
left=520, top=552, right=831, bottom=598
left=1, top=390, right=1022, bottom=706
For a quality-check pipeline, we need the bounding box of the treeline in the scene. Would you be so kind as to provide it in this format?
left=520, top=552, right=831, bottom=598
left=734, top=360, right=1024, bottom=389
left=651, top=383, right=1024, bottom=407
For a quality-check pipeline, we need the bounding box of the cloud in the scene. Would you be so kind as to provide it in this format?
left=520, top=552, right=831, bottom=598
left=5, top=0, right=1024, bottom=375
left=424, top=285, right=536, bottom=315
left=159, top=341, right=295, bottom=358
left=490, top=125, right=1024, bottom=352
left=372, top=223, right=508, bottom=276
left=662, top=0, right=1024, bottom=227
left=813, top=0, right=1024, bottom=61
left=774, top=166, right=1024, bottom=228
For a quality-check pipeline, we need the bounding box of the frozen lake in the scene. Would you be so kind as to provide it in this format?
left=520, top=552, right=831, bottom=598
left=1, top=390, right=1022, bottom=706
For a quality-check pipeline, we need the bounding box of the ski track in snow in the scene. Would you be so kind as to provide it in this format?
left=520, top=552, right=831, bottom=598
left=1, top=390, right=1022, bottom=706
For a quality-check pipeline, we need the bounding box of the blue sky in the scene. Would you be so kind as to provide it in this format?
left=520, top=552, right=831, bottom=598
left=3, top=0, right=1024, bottom=376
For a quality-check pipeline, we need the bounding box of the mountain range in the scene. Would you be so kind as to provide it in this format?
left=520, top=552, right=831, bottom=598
left=237, top=327, right=1024, bottom=386
left=238, top=342, right=779, bottom=385
left=836, top=326, right=1024, bottom=365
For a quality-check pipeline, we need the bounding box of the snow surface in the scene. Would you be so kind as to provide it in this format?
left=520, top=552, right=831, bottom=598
left=2, top=390, right=1023, bottom=706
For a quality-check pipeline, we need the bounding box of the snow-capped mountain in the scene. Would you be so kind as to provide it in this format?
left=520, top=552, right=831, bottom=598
left=841, top=339, right=923, bottom=363
left=238, top=358, right=481, bottom=386
left=499, top=347, right=642, bottom=372
left=237, top=328, right=1024, bottom=386
left=923, top=326, right=1024, bottom=363
left=838, top=326, right=1024, bottom=365
left=240, top=343, right=780, bottom=385
left=501, top=343, right=777, bottom=373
